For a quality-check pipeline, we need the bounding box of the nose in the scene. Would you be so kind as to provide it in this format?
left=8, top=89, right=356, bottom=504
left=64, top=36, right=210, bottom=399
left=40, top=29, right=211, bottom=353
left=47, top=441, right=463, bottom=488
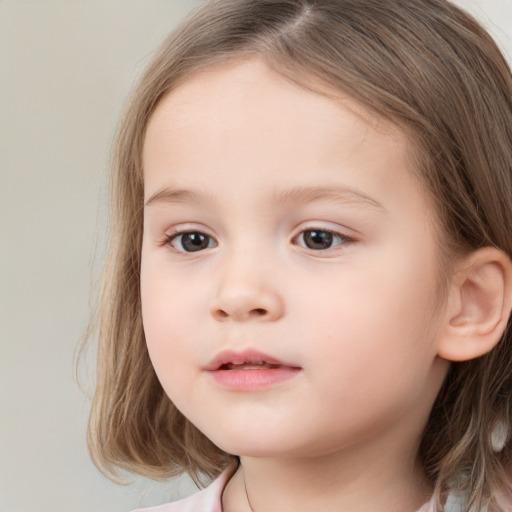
left=210, top=259, right=285, bottom=323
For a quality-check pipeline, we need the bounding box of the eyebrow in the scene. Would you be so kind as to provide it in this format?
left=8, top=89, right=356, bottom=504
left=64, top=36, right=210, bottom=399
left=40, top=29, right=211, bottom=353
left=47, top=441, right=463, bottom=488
left=144, top=185, right=385, bottom=211
left=274, top=185, right=385, bottom=211
left=145, top=188, right=201, bottom=207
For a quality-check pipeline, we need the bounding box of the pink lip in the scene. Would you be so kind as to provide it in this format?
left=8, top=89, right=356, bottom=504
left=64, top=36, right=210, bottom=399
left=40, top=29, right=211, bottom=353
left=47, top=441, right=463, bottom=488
left=204, top=349, right=301, bottom=391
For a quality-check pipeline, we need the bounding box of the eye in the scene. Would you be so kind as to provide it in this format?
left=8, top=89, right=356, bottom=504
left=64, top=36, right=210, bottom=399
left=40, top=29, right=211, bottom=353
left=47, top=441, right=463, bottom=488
left=295, top=229, right=351, bottom=251
left=167, top=231, right=217, bottom=253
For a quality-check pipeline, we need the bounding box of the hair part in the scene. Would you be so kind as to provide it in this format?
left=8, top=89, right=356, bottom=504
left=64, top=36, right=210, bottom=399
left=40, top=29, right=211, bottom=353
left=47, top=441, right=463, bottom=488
left=86, top=0, right=512, bottom=508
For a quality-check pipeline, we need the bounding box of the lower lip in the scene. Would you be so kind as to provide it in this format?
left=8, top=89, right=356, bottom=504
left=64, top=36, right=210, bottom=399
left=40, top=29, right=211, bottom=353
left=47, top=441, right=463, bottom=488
left=208, top=366, right=300, bottom=391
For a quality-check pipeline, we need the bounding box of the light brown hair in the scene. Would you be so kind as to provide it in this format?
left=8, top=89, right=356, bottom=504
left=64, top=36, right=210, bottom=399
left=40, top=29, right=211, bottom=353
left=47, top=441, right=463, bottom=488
left=86, top=0, right=512, bottom=509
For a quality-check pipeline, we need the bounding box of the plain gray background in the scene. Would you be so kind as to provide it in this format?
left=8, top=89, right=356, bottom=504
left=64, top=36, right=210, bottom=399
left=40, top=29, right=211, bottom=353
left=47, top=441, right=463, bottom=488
left=1, top=1, right=511, bottom=511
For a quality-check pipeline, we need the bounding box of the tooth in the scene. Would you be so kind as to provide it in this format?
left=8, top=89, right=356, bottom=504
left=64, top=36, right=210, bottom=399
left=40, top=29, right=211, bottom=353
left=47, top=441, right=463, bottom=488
left=231, top=360, right=266, bottom=365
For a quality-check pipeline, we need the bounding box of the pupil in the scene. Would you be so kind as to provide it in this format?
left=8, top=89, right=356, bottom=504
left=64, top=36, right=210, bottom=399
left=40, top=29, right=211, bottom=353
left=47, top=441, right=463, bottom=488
left=183, top=232, right=209, bottom=252
left=304, top=230, right=333, bottom=250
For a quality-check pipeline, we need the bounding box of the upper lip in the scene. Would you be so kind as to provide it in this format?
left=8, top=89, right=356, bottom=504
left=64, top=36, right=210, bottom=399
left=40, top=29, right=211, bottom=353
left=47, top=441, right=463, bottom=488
left=204, top=349, right=300, bottom=371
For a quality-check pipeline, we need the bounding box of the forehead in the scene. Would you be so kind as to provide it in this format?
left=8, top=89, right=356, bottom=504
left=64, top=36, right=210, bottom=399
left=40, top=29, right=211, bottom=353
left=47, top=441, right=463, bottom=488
left=145, top=58, right=406, bottom=144
left=141, top=58, right=432, bottom=225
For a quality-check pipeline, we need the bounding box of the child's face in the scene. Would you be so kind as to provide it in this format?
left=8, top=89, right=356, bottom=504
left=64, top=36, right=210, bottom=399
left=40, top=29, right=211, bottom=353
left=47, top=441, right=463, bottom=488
left=141, top=59, right=450, bottom=461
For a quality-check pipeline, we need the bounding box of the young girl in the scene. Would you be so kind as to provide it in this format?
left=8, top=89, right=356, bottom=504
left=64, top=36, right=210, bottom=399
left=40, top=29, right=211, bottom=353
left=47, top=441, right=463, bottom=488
left=87, top=0, right=512, bottom=510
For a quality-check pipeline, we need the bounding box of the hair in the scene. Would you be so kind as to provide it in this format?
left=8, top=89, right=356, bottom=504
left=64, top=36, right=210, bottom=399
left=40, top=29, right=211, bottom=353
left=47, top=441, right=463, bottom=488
left=86, top=0, right=512, bottom=509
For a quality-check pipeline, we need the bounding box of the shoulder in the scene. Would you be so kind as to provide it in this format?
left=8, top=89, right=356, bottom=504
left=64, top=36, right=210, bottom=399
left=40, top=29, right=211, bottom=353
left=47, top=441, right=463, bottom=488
left=131, top=465, right=238, bottom=512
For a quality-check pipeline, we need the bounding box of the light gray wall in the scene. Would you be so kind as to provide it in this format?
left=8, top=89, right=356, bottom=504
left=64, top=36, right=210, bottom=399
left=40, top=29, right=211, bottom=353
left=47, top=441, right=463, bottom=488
left=1, top=1, right=511, bottom=511
left=0, top=2, right=201, bottom=512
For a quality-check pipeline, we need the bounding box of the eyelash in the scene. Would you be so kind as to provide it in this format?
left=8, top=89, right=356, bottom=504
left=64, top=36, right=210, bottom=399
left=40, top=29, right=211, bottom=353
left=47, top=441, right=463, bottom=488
left=294, top=228, right=354, bottom=251
left=165, top=230, right=217, bottom=253
left=165, top=228, right=354, bottom=254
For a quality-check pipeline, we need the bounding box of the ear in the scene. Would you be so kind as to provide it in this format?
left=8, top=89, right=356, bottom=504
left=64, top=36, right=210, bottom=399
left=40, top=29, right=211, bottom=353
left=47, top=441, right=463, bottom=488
left=437, top=247, right=512, bottom=362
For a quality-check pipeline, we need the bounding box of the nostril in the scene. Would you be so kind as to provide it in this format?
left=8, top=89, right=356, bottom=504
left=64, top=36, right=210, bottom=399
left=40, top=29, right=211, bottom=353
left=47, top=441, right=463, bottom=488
left=211, top=302, right=278, bottom=321
left=213, top=308, right=265, bottom=320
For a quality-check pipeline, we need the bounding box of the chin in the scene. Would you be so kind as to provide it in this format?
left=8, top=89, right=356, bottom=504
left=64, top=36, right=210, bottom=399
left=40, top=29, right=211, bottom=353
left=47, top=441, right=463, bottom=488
left=207, top=430, right=294, bottom=458
left=211, top=430, right=330, bottom=460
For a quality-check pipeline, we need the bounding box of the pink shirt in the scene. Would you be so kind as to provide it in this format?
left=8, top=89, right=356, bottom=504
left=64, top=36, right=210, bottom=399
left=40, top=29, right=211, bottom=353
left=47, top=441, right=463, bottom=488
left=132, top=466, right=437, bottom=512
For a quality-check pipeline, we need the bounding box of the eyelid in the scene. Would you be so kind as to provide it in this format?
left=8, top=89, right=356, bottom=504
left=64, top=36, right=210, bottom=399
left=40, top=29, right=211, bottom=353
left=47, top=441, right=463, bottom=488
left=292, top=221, right=357, bottom=238
left=163, top=223, right=215, bottom=238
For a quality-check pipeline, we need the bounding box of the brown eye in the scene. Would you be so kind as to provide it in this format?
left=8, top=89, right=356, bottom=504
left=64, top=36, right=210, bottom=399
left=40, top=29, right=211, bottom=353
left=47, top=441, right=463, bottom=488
left=296, top=229, right=347, bottom=250
left=169, top=232, right=217, bottom=252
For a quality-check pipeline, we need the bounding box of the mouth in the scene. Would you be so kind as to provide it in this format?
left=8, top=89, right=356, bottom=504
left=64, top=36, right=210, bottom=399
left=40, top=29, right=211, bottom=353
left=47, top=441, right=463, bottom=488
left=205, top=349, right=299, bottom=371
left=219, top=361, right=282, bottom=370
left=205, top=349, right=301, bottom=391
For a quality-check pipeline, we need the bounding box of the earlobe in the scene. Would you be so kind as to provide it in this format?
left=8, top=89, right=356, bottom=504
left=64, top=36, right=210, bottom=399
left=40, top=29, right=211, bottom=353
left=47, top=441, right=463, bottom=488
left=437, top=247, right=512, bottom=362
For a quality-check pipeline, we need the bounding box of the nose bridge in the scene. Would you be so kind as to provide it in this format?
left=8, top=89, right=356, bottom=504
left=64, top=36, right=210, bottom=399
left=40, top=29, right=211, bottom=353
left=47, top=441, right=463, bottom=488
left=210, top=241, right=285, bottom=322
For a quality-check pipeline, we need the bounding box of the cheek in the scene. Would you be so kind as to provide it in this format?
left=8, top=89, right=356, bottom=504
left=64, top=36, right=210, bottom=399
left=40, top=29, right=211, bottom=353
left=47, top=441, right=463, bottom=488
left=140, top=263, right=199, bottom=389
left=303, top=249, right=442, bottom=392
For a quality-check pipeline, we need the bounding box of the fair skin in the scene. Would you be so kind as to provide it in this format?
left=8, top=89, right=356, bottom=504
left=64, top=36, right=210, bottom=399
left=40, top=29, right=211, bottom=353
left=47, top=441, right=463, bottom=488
left=139, top=58, right=496, bottom=511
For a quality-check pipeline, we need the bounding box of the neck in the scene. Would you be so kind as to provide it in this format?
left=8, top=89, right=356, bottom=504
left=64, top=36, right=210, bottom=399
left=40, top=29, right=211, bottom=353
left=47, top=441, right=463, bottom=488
left=223, top=434, right=433, bottom=512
